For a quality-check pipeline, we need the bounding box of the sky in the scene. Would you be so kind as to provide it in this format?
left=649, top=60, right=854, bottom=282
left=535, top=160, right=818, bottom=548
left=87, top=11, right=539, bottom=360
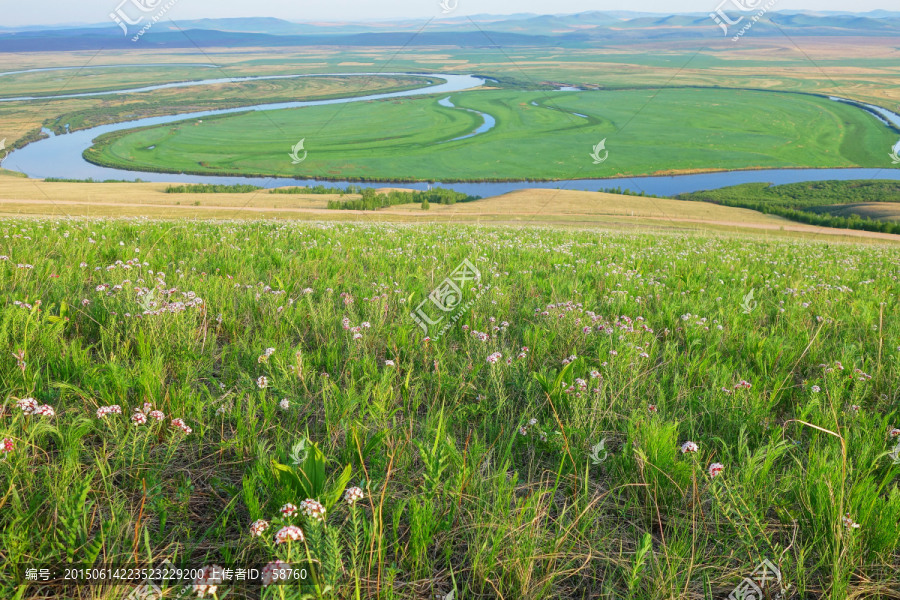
left=2, top=0, right=897, bottom=27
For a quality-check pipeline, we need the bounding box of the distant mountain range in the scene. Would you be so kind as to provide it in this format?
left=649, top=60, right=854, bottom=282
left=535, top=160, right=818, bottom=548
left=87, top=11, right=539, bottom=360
left=1, top=11, right=899, bottom=52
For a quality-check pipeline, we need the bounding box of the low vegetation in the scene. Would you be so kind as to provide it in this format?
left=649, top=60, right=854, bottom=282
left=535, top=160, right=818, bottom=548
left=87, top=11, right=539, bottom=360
left=165, top=184, right=264, bottom=194
left=327, top=188, right=479, bottom=210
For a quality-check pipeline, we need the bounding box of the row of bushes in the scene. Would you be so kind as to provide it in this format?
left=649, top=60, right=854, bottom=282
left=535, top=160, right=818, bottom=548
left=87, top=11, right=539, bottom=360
left=164, top=184, right=262, bottom=193
left=272, top=185, right=365, bottom=195
left=327, top=187, right=480, bottom=211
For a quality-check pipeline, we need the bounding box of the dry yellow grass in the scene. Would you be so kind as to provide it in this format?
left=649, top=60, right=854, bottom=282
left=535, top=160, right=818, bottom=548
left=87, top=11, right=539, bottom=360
left=384, top=188, right=785, bottom=224
left=1, top=174, right=898, bottom=243
left=379, top=189, right=900, bottom=241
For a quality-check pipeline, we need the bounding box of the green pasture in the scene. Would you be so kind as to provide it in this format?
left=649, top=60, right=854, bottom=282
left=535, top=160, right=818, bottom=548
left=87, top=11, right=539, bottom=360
left=85, top=88, right=899, bottom=181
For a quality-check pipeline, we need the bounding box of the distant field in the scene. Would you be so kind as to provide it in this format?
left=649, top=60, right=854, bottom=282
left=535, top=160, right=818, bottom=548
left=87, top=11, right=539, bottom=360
left=84, top=88, right=898, bottom=181
left=0, top=65, right=222, bottom=98
left=3, top=39, right=900, bottom=168
left=679, top=181, right=900, bottom=234
left=0, top=70, right=431, bottom=153
left=811, top=202, right=900, bottom=222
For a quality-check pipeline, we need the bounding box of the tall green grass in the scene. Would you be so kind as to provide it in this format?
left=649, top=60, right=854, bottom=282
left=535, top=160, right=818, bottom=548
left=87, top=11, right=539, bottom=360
left=0, top=220, right=898, bottom=599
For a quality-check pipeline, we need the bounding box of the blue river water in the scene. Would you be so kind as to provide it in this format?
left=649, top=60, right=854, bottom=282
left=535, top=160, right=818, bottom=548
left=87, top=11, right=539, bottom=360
left=437, top=96, right=497, bottom=141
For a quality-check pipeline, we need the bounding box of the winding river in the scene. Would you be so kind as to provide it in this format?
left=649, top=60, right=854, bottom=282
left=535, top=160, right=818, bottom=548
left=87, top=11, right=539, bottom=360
left=3, top=69, right=900, bottom=197
left=437, top=96, right=497, bottom=141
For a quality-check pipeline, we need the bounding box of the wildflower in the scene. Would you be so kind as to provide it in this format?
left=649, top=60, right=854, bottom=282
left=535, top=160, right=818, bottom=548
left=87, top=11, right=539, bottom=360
left=16, top=397, right=39, bottom=415
left=648, top=404, right=658, bottom=413
left=265, top=347, right=276, bottom=357
left=142, top=402, right=153, bottom=413
left=811, top=385, right=821, bottom=393
left=708, top=463, right=724, bottom=478
left=849, top=404, right=860, bottom=413
left=170, top=418, right=192, bottom=435
left=192, top=565, right=224, bottom=598
left=518, top=426, right=529, bottom=435
left=842, top=513, right=861, bottom=529
left=13, top=350, right=26, bottom=372
left=262, top=560, right=292, bottom=586
left=300, top=499, right=326, bottom=521
left=148, top=410, right=165, bottom=421
left=344, top=486, right=365, bottom=506
left=96, top=405, right=122, bottom=418
left=1, top=437, right=13, bottom=457
left=279, top=398, right=290, bottom=411
left=890, top=428, right=900, bottom=438
left=280, top=503, right=298, bottom=518
left=249, top=519, right=269, bottom=537
left=680, top=441, right=699, bottom=454
left=274, top=525, right=305, bottom=544
left=257, top=376, right=268, bottom=389
left=131, top=412, right=147, bottom=426
left=384, top=360, right=395, bottom=367
left=486, top=352, right=502, bottom=364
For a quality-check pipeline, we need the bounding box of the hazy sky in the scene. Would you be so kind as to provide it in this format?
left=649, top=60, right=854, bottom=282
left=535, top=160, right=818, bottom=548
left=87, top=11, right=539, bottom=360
left=4, top=0, right=897, bottom=27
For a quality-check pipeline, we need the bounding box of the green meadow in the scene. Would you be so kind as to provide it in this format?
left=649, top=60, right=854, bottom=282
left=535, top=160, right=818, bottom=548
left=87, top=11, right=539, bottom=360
left=84, top=88, right=898, bottom=182
left=1, top=219, right=899, bottom=599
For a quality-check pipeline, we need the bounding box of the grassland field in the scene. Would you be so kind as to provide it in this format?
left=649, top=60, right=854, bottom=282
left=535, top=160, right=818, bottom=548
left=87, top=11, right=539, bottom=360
left=0, top=73, right=433, bottom=152
left=84, top=88, right=899, bottom=182
left=3, top=39, right=900, bottom=159
left=1, top=33, right=900, bottom=600
left=1, top=218, right=899, bottom=600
